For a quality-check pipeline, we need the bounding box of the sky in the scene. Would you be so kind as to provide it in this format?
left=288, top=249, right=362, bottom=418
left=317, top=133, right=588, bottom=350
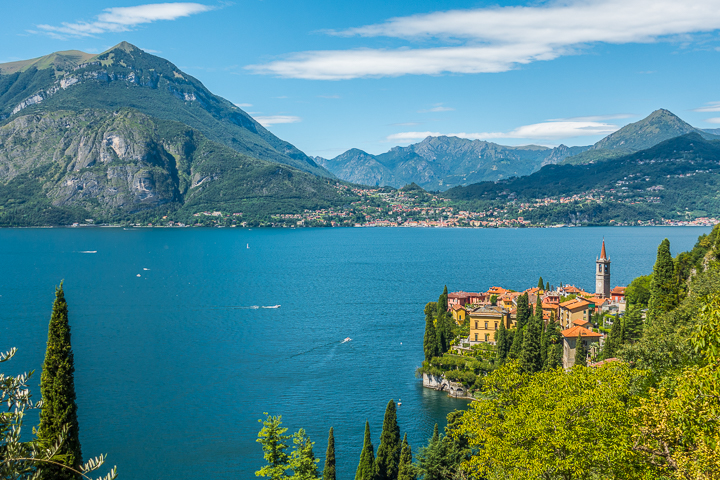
left=3, top=0, right=720, bottom=158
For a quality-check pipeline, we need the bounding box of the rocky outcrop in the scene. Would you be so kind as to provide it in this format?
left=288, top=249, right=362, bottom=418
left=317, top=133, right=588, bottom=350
left=422, top=373, right=472, bottom=399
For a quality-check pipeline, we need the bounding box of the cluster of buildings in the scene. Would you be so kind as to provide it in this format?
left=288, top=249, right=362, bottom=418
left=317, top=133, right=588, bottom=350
left=448, top=240, right=627, bottom=368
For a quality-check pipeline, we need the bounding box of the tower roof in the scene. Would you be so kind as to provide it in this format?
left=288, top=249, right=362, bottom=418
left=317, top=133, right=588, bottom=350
left=600, top=239, right=607, bottom=260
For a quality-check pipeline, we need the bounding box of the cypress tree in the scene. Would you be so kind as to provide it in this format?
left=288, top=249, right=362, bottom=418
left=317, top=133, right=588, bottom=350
left=519, top=299, right=543, bottom=373
left=323, top=427, right=336, bottom=480
left=546, top=281, right=550, bottom=291
left=437, top=286, right=448, bottom=317
left=423, top=303, right=439, bottom=361
left=574, top=334, right=587, bottom=367
left=540, top=321, right=548, bottom=367
left=38, top=283, right=82, bottom=480
left=355, top=421, right=376, bottom=480
left=507, top=327, right=523, bottom=361
left=495, top=320, right=508, bottom=364
left=601, top=316, right=622, bottom=359
left=516, top=293, right=530, bottom=329
left=537, top=276, right=544, bottom=290
left=543, top=316, right=563, bottom=370
left=647, top=239, right=678, bottom=323
left=397, top=434, right=415, bottom=480
left=376, top=400, right=401, bottom=480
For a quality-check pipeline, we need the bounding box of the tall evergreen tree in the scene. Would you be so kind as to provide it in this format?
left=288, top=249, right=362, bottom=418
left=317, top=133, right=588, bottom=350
left=623, top=306, right=644, bottom=343
left=431, top=424, right=439, bottom=444
left=537, top=277, right=544, bottom=290
left=601, top=316, right=622, bottom=360
left=423, top=303, right=439, bottom=361
left=540, top=321, right=548, bottom=367
left=256, top=414, right=291, bottom=480
left=543, top=316, right=563, bottom=370
left=507, top=327, right=523, bottom=361
left=323, top=427, right=336, bottom=480
left=375, top=400, right=401, bottom=480
left=355, top=421, right=376, bottom=480
left=546, top=281, right=550, bottom=291
left=516, top=293, right=530, bottom=329
left=437, top=286, right=448, bottom=317
left=397, top=434, right=415, bottom=480
left=519, top=298, right=543, bottom=373
left=37, top=283, right=82, bottom=480
left=574, top=334, right=587, bottom=367
left=647, top=238, right=678, bottom=323
left=290, top=429, right=319, bottom=480
left=495, top=320, right=508, bottom=364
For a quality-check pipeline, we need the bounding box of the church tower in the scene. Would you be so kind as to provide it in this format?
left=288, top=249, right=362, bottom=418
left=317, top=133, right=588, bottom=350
left=596, top=239, right=611, bottom=298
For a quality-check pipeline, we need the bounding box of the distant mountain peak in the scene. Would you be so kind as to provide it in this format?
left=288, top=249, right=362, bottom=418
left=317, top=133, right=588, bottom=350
left=107, top=41, right=139, bottom=54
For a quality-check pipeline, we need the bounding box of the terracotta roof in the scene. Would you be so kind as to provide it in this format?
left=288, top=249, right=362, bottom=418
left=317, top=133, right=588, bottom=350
left=451, top=304, right=466, bottom=311
left=600, top=239, right=607, bottom=260
left=487, top=286, right=509, bottom=295
left=611, top=286, right=626, bottom=294
left=561, top=325, right=603, bottom=338
left=564, top=286, right=584, bottom=294
left=572, top=318, right=590, bottom=326
left=560, top=298, right=590, bottom=309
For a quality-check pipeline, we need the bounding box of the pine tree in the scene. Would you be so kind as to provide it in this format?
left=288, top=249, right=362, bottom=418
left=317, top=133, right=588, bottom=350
left=323, top=427, right=336, bottom=480
left=519, top=298, right=543, bottom=373
left=290, top=429, right=319, bottom=480
left=355, top=421, right=376, bottom=480
left=537, top=277, right=544, bottom=290
left=375, top=400, right=401, bottom=480
left=574, top=334, right=587, bottom=367
left=37, top=283, right=82, bottom=480
left=495, top=320, right=508, bottom=364
left=397, top=434, right=415, bottom=480
left=423, top=303, right=439, bottom=361
left=431, top=423, right=439, bottom=444
left=647, top=238, right=678, bottom=323
left=256, top=414, right=291, bottom=480
left=623, top=306, right=644, bottom=343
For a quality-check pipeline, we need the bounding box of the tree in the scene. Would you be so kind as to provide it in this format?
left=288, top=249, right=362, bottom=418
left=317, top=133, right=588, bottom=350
left=601, top=315, right=622, bottom=360
left=322, top=428, right=335, bottom=480
left=537, top=276, right=544, bottom=290
left=647, top=239, right=678, bottom=323
left=623, top=306, right=644, bottom=343
left=489, top=294, right=498, bottom=306
left=375, top=400, right=401, bottom=480
left=574, top=334, right=587, bottom=367
left=519, top=297, right=544, bottom=373
left=423, top=303, right=439, bottom=361
left=626, top=274, right=652, bottom=308
left=355, top=421, right=375, bottom=480
left=516, top=293, right=531, bottom=328
left=256, top=414, right=291, bottom=480
left=396, top=434, right=415, bottom=480
left=543, top=317, right=563, bottom=370
left=546, top=281, right=550, bottom=291
left=495, top=320, right=509, bottom=364
left=507, top=326, right=523, bottom=361
left=436, top=286, right=448, bottom=316
left=457, top=363, right=650, bottom=479
left=0, top=348, right=116, bottom=480
left=37, top=283, right=82, bottom=480
left=289, top=429, right=319, bottom=480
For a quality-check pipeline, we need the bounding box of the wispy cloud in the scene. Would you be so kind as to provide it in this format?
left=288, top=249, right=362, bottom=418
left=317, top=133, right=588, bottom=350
left=235, top=103, right=253, bottom=108
left=694, top=101, right=720, bottom=112
left=705, top=117, right=720, bottom=124
left=254, top=115, right=302, bottom=126
left=387, top=120, right=620, bottom=142
left=35, top=3, right=213, bottom=39
left=419, top=103, right=454, bottom=113
left=318, top=94, right=341, bottom=99
left=248, top=0, right=720, bottom=79
left=547, top=114, right=634, bottom=122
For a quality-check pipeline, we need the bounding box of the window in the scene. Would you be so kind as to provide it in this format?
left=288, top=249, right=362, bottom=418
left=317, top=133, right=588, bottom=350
left=475, top=321, right=478, bottom=329
left=485, top=334, right=489, bottom=342
left=485, top=321, right=488, bottom=329
left=494, top=322, right=498, bottom=330
left=474, top=333, right=478, bottom=341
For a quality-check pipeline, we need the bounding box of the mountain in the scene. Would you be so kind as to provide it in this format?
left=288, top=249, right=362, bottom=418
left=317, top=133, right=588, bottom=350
left=0, top=42, right=329, bottom=177
left=561, top=109, right=712, bottom=165
left=443, top=132, right=720, bottom=223
left=0, top=109, right=356, bottom=226
left=318, top=136, right=589, bottom=191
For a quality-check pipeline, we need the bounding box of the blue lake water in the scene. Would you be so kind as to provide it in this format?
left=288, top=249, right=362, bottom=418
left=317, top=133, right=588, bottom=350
left=0, top=226, right=711, bottom=479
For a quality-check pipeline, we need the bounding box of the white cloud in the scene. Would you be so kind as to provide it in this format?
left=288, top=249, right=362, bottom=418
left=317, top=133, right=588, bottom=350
left=694, top=102, right=720, bottom=112
left=36, top=3, right=213, bottom=39
left=235, top=103, right=253, bottom=108
left=419, top=104, right=454, bottom=113
left=705, top=117, right=720, bottom=124
left=254, top=115, right=302, bottom=126
left=248, top=0, right=720, bottom=79
left=387, top=120, right=620, bottom=142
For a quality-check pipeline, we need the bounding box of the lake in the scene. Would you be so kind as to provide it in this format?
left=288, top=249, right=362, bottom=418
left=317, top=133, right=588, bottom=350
left=0, top=226, right=710, bottom=479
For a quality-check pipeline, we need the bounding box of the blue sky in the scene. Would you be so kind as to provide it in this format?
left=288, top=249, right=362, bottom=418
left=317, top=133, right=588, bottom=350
left=3, top=0, right=720, bottom=158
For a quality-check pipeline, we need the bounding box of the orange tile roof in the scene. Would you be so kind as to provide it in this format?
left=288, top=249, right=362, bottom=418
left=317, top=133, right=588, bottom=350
left=561, top=325, right=603, bottom=338
left=572, top=318, right=590, bottom=326
left=451, top=304, right=466, bottom=311
left=564, top=286, right=584, bottom=294
left=600, top=239, right=607, bottom=260
left=487, top=286, right=509, bottom=295
left=560, top=298, right=590, bottom=309
left=611, top=286, right=626, bottom=294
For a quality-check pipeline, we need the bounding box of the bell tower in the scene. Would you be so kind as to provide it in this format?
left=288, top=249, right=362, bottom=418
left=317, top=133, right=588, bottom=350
left=596, top=239, right=611, bottom=298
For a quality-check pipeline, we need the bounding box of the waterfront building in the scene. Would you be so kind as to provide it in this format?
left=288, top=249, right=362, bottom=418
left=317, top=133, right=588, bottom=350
left=451, top=304, right=467, bottom=324
left=467, top=305, right=510, bottom=344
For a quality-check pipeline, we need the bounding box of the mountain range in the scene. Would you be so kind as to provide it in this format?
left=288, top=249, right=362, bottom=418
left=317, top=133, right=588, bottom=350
left=0, top=42, right=355, bottom=225
left=316, top=109, right=719, bottom=191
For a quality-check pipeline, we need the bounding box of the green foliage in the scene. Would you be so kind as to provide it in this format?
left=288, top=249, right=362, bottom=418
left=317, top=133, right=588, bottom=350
left=601, top=315, right=623, bottom=360
left=494, top=320, right=509, bottom=364
left=355, top=422, right=375, bottom=480
left=322, top=428, right=335, bottom=480
left=574, top=335, right=587, bottom=367
left=289, top=429, right=319, bottom=480
left=0, top=348, right=116, bottom=480
left=519, top=299, right=543, bottom=373
left=516, top=293, right=531, bottom=328
left=489, top=294, right=497, bottom=306
left=375, top=400, right=401, bottom=480
left=623, top=306, right=644, bottom=344
left=647, top=239, right=679, bottom=323
left=256, top=414, right=291, bottom=480
left=423, top=303, right=439, bottom=362
left=537, top=276, right=544, bottom=289
left=37, top=283, right=82, bottom=480
left=396, top=434, right=415, bottom=480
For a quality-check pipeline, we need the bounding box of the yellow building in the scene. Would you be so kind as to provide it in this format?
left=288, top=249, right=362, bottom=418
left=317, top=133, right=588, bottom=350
left=558, top=297, right=592, bottom=329
left=467, top=305, right=510, bottom=344
left=451, top=304, right=467, bottom=324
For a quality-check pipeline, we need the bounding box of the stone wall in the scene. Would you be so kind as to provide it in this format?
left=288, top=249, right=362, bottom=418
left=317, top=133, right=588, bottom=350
left=422, top=373, right=472, bottom=399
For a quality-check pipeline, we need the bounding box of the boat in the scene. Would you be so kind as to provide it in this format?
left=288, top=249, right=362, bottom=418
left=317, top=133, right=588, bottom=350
left=342, top=337, right=352, bottom=343
left=261, top=305, right=281, bottom=309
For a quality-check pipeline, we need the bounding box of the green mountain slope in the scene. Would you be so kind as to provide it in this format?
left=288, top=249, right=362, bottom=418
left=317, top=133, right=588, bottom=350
left=444, top=133, right=720, bottom=223
left=0, top=42, right=329, bottom=177
left=0, top=109, right=357, bottom=226
left=561, top=109, right=713, bottom=165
